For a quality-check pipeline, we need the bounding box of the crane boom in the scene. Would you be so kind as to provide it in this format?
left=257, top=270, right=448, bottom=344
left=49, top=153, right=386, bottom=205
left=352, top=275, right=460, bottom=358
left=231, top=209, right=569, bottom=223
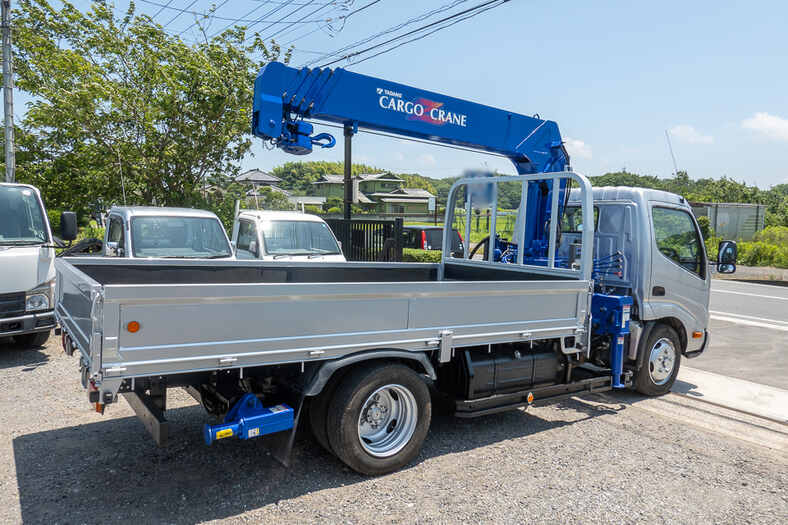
left=252, top=61, right=571, bottom=257
left=252, top=62, right=569, bottom=174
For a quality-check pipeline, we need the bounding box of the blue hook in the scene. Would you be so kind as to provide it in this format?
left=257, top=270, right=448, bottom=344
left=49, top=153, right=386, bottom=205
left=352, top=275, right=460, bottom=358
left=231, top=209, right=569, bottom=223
left=310, top=133, right=336, bottom=149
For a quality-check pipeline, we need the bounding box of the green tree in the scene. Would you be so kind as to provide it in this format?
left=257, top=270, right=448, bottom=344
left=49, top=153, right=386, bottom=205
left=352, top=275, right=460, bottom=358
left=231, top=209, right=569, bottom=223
left=11, top=0, right=288, bottom=218
left=272, top=161, right=382, bottom=194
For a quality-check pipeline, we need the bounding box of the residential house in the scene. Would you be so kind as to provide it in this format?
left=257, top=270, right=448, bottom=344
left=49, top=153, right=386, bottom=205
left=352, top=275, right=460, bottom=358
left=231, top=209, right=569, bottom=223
left=234, top=169, right=290, bottom=197
left=311, top=173, right=435, bottom=214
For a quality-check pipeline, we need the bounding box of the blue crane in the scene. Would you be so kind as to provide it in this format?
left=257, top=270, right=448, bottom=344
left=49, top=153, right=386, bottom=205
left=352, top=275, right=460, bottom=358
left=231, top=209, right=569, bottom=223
left=252, top=61, right=570, bottom=258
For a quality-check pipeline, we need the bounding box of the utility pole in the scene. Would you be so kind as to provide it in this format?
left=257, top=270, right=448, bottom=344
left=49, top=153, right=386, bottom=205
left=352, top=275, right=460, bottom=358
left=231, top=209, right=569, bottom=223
left=2, top=0, right=14, bottom=183
left=343, top=124, right=353, bottom=221
left=664, top=129, right=679, bottom=177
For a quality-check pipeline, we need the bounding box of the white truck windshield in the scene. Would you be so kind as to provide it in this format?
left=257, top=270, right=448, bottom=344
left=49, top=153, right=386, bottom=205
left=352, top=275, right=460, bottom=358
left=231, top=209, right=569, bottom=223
left=131, top=217, right=232, bottom=258
left=261, top=220, right=341, bottom=256
left=0, top=186, right=48, bottom=245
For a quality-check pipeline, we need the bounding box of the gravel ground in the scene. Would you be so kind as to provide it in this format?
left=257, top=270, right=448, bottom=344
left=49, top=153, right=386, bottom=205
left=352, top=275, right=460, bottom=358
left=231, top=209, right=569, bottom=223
left=0, top=336, right=786, bottom=524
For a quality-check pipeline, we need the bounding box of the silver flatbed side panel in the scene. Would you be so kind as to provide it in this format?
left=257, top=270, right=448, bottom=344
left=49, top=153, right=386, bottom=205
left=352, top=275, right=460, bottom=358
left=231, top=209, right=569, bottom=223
left=101, top=279, right=590, bottom=378
left=54, top=258, right=100, bottom=358
left=61, top=256, right=439, bottom=271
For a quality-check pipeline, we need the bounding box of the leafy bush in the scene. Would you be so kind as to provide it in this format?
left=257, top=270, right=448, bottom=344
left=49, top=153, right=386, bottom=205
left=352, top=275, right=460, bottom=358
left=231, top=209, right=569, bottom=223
left=326, top=206, right=342, bottom=214
left=753, top=226, right=788, bottom=245
left=46, top=209, right=61, bottom=235
left=78, top=226, right=105, bottom=241
left=402, top=248, right=442, bottom=263
left=696, top=215, right=712, bottom=240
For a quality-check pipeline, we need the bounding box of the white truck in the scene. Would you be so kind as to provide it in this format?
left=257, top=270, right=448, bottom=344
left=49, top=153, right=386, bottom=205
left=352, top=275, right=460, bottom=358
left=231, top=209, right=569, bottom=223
left=231, top=209, right=346, bottom=262
left=54, top=172, right=737, bottom=476
left=102, top=206, right=233, bottom=260
left=0, top=183, right=76, bottom=347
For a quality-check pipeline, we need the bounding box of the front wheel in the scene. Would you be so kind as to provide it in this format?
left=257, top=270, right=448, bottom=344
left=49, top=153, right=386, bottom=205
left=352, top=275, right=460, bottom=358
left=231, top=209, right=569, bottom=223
left=326, top=363, right=431, bottom=476
left=635, top=324, right=681, bottom=396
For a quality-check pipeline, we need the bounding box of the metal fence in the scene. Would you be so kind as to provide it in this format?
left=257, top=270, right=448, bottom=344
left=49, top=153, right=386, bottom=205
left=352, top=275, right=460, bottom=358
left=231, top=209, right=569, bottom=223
left=323, top=217, right=404, bottom=262
left=690, top=202, right=767, bottom=241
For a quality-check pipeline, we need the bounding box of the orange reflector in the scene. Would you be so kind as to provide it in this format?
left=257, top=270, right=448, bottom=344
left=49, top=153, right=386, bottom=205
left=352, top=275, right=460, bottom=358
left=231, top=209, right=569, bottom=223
left=692, top=331, right=703, bottom=339
left=527, top=392, right=534, bottom=403
left=127, top=321, right=141, bottom=333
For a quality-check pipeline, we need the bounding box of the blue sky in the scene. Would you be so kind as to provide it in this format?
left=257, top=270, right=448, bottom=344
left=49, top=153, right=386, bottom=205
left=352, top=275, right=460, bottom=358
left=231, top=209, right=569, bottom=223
left=41, top=1, right=788, bottom=186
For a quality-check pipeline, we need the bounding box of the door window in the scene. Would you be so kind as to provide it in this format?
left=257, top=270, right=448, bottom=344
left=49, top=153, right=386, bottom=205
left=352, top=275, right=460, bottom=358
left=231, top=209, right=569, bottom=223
left=236, top=220, right=259, bottom=259
left=107, top=216, right=125, bottom=256
left=652, top=207, right=705, bottom=278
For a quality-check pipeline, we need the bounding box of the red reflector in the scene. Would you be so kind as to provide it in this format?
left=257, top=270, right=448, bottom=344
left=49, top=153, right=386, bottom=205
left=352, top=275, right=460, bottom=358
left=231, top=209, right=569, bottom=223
left=692, top=331, right=703, bottom=339
left=421, top=230, right=427, bottom=250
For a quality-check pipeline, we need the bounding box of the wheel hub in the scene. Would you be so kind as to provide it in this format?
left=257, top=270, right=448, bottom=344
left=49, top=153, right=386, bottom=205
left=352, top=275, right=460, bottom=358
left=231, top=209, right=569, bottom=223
left=357, top=384, right=418, bottom=458
left=648, top=338, right=676, bottom=385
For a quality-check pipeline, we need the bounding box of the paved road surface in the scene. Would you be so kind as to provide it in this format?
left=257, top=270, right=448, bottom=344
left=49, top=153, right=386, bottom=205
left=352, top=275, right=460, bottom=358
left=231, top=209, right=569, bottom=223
left=691, top=280, right=788, bottom=389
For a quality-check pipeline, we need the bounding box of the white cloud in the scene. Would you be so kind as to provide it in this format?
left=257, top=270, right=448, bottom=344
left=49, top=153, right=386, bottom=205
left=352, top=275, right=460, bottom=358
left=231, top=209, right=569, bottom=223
left=564, top=137, right=592, bottom=159
left=741, top=112, right=788, bottom=142
left=417, top=153, right=437, bottom=167
left=669, top=124, right=714, bottom=144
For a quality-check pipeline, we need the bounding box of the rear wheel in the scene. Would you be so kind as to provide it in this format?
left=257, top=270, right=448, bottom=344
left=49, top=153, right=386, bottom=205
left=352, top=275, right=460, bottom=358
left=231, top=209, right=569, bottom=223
left=13, top=331, right=50, bottom=348
left=326, top=363, right=431, bottom=476
left=635, top=324, right=681, bottom=396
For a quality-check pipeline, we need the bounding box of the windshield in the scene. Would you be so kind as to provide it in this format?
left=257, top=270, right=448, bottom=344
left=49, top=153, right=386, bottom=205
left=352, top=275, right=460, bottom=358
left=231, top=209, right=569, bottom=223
left=131, top=216, right=232, bottom=258
left=260, top=220, right=341, bottom=256
left=0, top=185, right=49, bottom=245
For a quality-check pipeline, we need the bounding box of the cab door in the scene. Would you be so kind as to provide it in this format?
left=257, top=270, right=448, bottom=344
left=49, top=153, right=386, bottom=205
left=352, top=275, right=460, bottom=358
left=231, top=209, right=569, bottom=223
left=648, top=204, right=710, bottom=351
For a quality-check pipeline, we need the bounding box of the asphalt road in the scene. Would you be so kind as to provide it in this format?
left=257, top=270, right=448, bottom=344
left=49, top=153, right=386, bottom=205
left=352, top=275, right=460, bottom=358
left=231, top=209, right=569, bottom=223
left=691, top=280, right=788, bottom=389
left=0, top=338, right=785, bottom=524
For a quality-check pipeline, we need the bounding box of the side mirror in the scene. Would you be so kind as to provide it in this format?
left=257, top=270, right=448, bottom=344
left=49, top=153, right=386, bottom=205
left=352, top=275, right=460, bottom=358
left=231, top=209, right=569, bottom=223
left=60, top=211, right=78, bottom=241
left=105, top=241, right=119, bottom=257
left=717, top=240, right=737, bottom=274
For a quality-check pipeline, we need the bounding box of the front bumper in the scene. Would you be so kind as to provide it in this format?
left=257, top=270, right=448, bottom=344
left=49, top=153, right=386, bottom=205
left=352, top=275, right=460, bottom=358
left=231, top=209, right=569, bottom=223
left=0, top=311, right=56, bottom=337
left=684, top=329, right=709, bottom=359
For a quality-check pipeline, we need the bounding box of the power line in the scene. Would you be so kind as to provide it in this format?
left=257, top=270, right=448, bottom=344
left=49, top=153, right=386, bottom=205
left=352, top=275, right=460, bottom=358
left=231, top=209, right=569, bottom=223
left=151, top=0, right=176, bottom=19
left=319, top=0, right=508, bottom=68
left=301, top=0, right=470, bottom=67
left=275, top=0, right=380, bottom=44
left=247, top=0, right=319, bottom=43
left=179, top=0, right=230, bottom=35
left=138, top=0, right=338, bottom=24
left=260, top=1, right=334, bottom=42
left=347, top=0, right=507, bottom=67
left=160, top=0, right=200, bottom=29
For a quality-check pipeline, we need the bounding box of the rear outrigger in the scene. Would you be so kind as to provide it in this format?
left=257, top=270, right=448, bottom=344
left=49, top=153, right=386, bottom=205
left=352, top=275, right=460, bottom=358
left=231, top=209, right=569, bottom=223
left=54, top=62, right=738, bottom=475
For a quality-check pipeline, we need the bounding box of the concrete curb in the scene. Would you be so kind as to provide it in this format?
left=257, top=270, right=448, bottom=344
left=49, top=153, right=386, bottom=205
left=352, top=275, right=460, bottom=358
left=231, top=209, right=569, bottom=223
left=673, top=366, right=788, bottom=424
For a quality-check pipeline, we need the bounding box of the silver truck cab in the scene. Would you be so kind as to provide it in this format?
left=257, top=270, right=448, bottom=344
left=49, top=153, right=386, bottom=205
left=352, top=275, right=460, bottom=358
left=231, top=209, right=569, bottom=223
left=104, top=206, right=233, bottom=260
left=565, top=186, right=718, bottom=359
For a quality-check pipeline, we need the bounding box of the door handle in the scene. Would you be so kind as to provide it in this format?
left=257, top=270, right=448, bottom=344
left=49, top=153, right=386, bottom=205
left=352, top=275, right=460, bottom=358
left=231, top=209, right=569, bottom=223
left=652, top=286, right=665, bottom=296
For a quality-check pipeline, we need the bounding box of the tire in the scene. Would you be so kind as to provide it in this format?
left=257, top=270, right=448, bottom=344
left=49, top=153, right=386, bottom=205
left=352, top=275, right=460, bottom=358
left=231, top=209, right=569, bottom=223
left=635, top=324, right=681, bottom=396
left=13, top=331, right=50, bottom=348
left=308, top=369, right=350, bottom=455
left=326, top=363, right=431, bottom=476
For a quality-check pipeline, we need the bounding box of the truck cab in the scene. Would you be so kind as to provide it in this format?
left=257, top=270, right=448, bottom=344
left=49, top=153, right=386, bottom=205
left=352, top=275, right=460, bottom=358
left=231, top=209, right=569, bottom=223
left=562, top=186, right=733, bottom=371
left=0, top=183, right=58, bottom=346
left=104, top=206, right=233, bottom=260
left=231, top=210, right=346, bottom=262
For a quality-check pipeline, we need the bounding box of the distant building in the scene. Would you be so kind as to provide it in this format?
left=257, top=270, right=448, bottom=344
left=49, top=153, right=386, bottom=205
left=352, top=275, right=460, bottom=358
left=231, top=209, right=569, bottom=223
left=690, top=202, right=767, bottom=241
left=235, top=169, right=290, bottom=197
left=312, top=173, right=434, bottom=214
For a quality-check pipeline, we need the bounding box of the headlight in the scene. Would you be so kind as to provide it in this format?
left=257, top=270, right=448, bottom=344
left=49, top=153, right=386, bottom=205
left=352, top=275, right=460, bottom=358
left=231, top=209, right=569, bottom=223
left=26, top=279, right=55, bottom=312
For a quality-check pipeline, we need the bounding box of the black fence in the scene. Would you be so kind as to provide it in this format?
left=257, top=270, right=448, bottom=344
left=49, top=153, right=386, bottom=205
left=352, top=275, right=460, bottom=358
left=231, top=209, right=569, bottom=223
left=323, top=217, right=403, bottom=262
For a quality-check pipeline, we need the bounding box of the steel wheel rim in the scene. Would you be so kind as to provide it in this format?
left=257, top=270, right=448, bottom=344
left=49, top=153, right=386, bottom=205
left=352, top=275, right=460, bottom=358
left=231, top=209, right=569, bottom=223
left=357, top=384, right=418, bottom=458
left=648, top=337, right=676, bottom=385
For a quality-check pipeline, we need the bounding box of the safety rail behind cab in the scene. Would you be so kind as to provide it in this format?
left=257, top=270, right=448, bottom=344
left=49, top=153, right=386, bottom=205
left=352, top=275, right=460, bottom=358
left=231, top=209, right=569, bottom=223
left=440, top=171, right=595, bottom=281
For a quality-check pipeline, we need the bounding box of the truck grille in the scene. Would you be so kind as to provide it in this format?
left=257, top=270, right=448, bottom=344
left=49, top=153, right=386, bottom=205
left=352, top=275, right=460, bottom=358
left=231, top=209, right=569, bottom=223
left=0, top=292, right=25, bottom=319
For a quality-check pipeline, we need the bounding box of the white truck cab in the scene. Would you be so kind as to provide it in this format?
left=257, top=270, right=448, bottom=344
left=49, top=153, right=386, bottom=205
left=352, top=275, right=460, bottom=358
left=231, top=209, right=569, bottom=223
left=104, top=206, right=233, bottom=259
left=231, top=210, right=346, bottom=262
left=0, top=183, right=59, bottom=346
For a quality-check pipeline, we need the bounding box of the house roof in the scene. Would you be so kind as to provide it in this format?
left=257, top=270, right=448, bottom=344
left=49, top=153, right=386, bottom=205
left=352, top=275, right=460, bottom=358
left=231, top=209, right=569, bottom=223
left=313, top=173, right=404, bottom=184
left=369, top=188, right=435, bottom=199
left=235, top=169, right=281, bottom=184
left=246, top=185, right=291, bottom=197
left=379, top=197, right=430, bottom=204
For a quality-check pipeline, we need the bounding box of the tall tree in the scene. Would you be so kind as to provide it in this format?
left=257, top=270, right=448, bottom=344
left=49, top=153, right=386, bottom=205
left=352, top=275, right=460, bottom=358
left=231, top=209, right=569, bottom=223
left=11, top=0, right=288, bottom=216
